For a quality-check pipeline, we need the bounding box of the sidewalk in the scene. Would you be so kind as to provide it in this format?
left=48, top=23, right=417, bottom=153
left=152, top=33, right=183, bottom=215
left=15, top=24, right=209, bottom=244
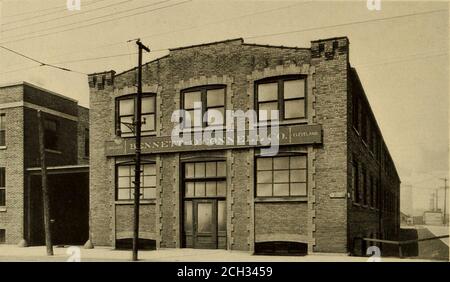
left=0, top=245, right=442, bottom=262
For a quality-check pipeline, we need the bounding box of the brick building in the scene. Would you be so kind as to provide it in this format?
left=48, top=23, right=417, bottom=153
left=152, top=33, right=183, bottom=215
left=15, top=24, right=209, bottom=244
left=88, top=37, right=400, bottom=254
left=0, top=82, right=90, bottom=246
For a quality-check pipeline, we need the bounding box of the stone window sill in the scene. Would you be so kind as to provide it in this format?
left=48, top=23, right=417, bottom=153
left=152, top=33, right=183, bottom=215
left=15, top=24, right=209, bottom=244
left=45, top=149, right=62, bottom=154
left=115, top=199, right=156, bottom=205
left=0, top=207, right=6, bottom=212
left=0, top=146, right=6, bottom=150
left=254, top=196, right=307, bottom=203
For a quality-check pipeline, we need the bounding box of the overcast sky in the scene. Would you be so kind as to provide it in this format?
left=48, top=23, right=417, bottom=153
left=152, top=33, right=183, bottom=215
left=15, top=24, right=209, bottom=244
left=0, top=0, right=448, bottom=213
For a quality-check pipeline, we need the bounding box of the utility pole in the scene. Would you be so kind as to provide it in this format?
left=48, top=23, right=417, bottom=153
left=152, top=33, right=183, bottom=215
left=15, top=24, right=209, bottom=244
left=37, top=110, right=53, bottom=256
left=132, top=39, right=150, bottom=261
left=441, top=178, right=448, bottom=225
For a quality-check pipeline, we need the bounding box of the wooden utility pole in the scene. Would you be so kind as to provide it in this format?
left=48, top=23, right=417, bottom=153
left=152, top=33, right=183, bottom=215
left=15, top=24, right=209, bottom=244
left=132, top=39, right=150, bottom=261
left=37, top=110, right=53, bottom=256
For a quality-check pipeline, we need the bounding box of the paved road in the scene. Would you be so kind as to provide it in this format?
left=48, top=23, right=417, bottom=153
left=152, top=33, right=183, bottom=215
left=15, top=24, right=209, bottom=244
left=0, top=245, right=439, bottom=262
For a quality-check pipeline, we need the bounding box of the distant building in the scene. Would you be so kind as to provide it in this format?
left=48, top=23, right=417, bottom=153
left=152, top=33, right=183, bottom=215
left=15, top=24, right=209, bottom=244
left=424, top=211, right=443, bottom=226
left=0, top=82, right=89, bottom=246
left=88, top=37, right=400, bottom=254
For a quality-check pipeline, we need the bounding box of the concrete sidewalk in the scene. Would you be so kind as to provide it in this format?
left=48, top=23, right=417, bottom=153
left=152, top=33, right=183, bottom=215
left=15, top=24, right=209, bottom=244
left=0, top=245, right=442, bottom=262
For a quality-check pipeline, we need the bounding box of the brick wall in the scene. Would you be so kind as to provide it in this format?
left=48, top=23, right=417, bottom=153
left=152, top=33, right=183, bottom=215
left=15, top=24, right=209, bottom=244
left=0, top=106, right=24, bottom=244
left=310, top=38, right=349, bottom=253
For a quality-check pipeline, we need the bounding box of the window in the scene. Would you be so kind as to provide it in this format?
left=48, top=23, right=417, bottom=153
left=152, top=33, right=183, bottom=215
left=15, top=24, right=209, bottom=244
left=181, top=86, right=225, bottom=128
left=352, top=94, right=359, bottom=131
left=44, top=119, right=58, bottom=150
left=361, top=111, right=368, bottom=143
left=184, top=161, right=226, bottom=198
left=116, top=163, right=156, bottom=200
left=0, top=229, right=5, bottom=244
left=352, top=160, right=359, bottom=203
left=0, top=167, right=5, bottom=206
left=370, top=175, right=374, bottom=207
left=362, top=167, right=367, bottom=205
left=256, top=76, right=306, bottom=122
left=0, top=114, right=5, bottom=147
left=84, top=128, right=89, bottom=158
left=116, top=94, right=156, bottom=137
left=256, top=155, right=307, bottom=197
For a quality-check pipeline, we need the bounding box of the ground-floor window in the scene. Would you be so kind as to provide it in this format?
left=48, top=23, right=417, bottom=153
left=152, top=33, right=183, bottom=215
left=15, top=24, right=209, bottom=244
left=0, top=229, right=5, bottom=243
left=116, top=163, right=156, bottom=200
left=256, top=155, right=307, bottom=197
left=182, top=161, right=227, bottom=249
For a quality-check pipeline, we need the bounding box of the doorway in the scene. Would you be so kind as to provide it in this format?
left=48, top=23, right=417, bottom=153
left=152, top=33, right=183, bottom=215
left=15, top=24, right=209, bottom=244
left=182, top=161, right=227, bottom=249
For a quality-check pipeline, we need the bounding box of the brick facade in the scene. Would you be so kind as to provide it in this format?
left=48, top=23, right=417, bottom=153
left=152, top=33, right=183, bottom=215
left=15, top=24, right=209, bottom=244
left=0, top=82, right=89, bottom=245
left=88, top=37, right=400, bottom=254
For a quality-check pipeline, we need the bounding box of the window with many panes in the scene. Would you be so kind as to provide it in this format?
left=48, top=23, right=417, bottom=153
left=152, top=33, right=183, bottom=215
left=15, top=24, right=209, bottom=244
left=116, top=163, right=156, bottom=200
left=0, top=167, right=5, bottom=206
left=44, top=119, right=58, bottom=151
left=256, top=155, right=307, bottom=197
left=116, top=94, right=156, bottom=137
left=256, top=76, right=306, bottom=122
left=0, top=114, right=5, bottom=147
left=181, top=86, right=226, bottom=128
left=184, top=161, right=226, bottom=198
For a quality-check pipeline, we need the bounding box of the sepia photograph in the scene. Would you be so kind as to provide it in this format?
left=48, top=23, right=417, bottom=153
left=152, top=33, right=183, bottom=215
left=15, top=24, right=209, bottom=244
left=0, top=0, right=448, bottom=269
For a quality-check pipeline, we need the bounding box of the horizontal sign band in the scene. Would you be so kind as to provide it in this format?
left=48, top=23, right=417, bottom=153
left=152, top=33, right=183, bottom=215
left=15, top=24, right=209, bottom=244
left=105, top=124, right=322, bottom=156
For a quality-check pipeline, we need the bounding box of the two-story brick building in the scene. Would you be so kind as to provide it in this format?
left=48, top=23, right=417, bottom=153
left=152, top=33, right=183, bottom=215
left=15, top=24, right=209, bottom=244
left=0, top=82, right=89, bottom=246
left=88, top=37, right=400, bottom=254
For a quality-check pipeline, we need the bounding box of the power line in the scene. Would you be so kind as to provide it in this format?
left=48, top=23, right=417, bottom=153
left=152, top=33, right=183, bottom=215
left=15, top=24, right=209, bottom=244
left=1, top=1, right=309, bottom=70
left=0, top=45, right=86, bottom=74
left=0, top=0, right=189, bottom=44
left=1, top=0, right=108, bottom=25
left=244, top=9, right=448, bottom=40
left=2, top=0, right=136, bottom=32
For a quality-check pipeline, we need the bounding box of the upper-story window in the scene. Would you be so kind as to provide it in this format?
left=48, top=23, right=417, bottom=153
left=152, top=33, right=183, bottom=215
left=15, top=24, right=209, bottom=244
left=352, top=94, right=359, bottom=132
left=0, top=167, right=5, bottom=206
left=181, top=85, right=226, bottom=128
left=44, top=119, right=58, bottom=151
left=116, top=93, right=156, bottom=137
left=256, top=76, right=306, bottom=122
left=0, top=114, right=5, bottom=147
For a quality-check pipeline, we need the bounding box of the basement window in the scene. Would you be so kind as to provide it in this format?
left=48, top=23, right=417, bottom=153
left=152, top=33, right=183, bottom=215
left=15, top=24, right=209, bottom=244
left=254, top=241, right=307, bottom=256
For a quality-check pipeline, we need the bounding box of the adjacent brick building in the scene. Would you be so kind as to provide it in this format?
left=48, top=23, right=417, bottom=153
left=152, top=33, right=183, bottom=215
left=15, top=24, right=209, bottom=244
left=0, top=82, right=90, bottom=246
left=88, top=37, right=400, bottom=254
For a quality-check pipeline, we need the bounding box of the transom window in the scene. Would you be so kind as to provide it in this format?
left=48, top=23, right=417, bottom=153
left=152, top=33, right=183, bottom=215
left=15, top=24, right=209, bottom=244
left=182, top=86, right=226, bottom=128
left=0, top=114, right=5, bottom=147
left=116, top=163, right=156, bottom=200
left=256, top=76, right=306, bottom=121
left=116, top=94, right=156, bottom=137
left=184, top=161, right=226, bottom=198
left=256, top=155, right=307, bottom=197
left=0, top=167, right=5, bottom=206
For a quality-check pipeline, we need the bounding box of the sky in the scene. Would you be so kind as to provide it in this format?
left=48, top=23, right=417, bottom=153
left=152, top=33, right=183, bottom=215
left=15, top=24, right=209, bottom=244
left=0, top=0, right=449, bottom=214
